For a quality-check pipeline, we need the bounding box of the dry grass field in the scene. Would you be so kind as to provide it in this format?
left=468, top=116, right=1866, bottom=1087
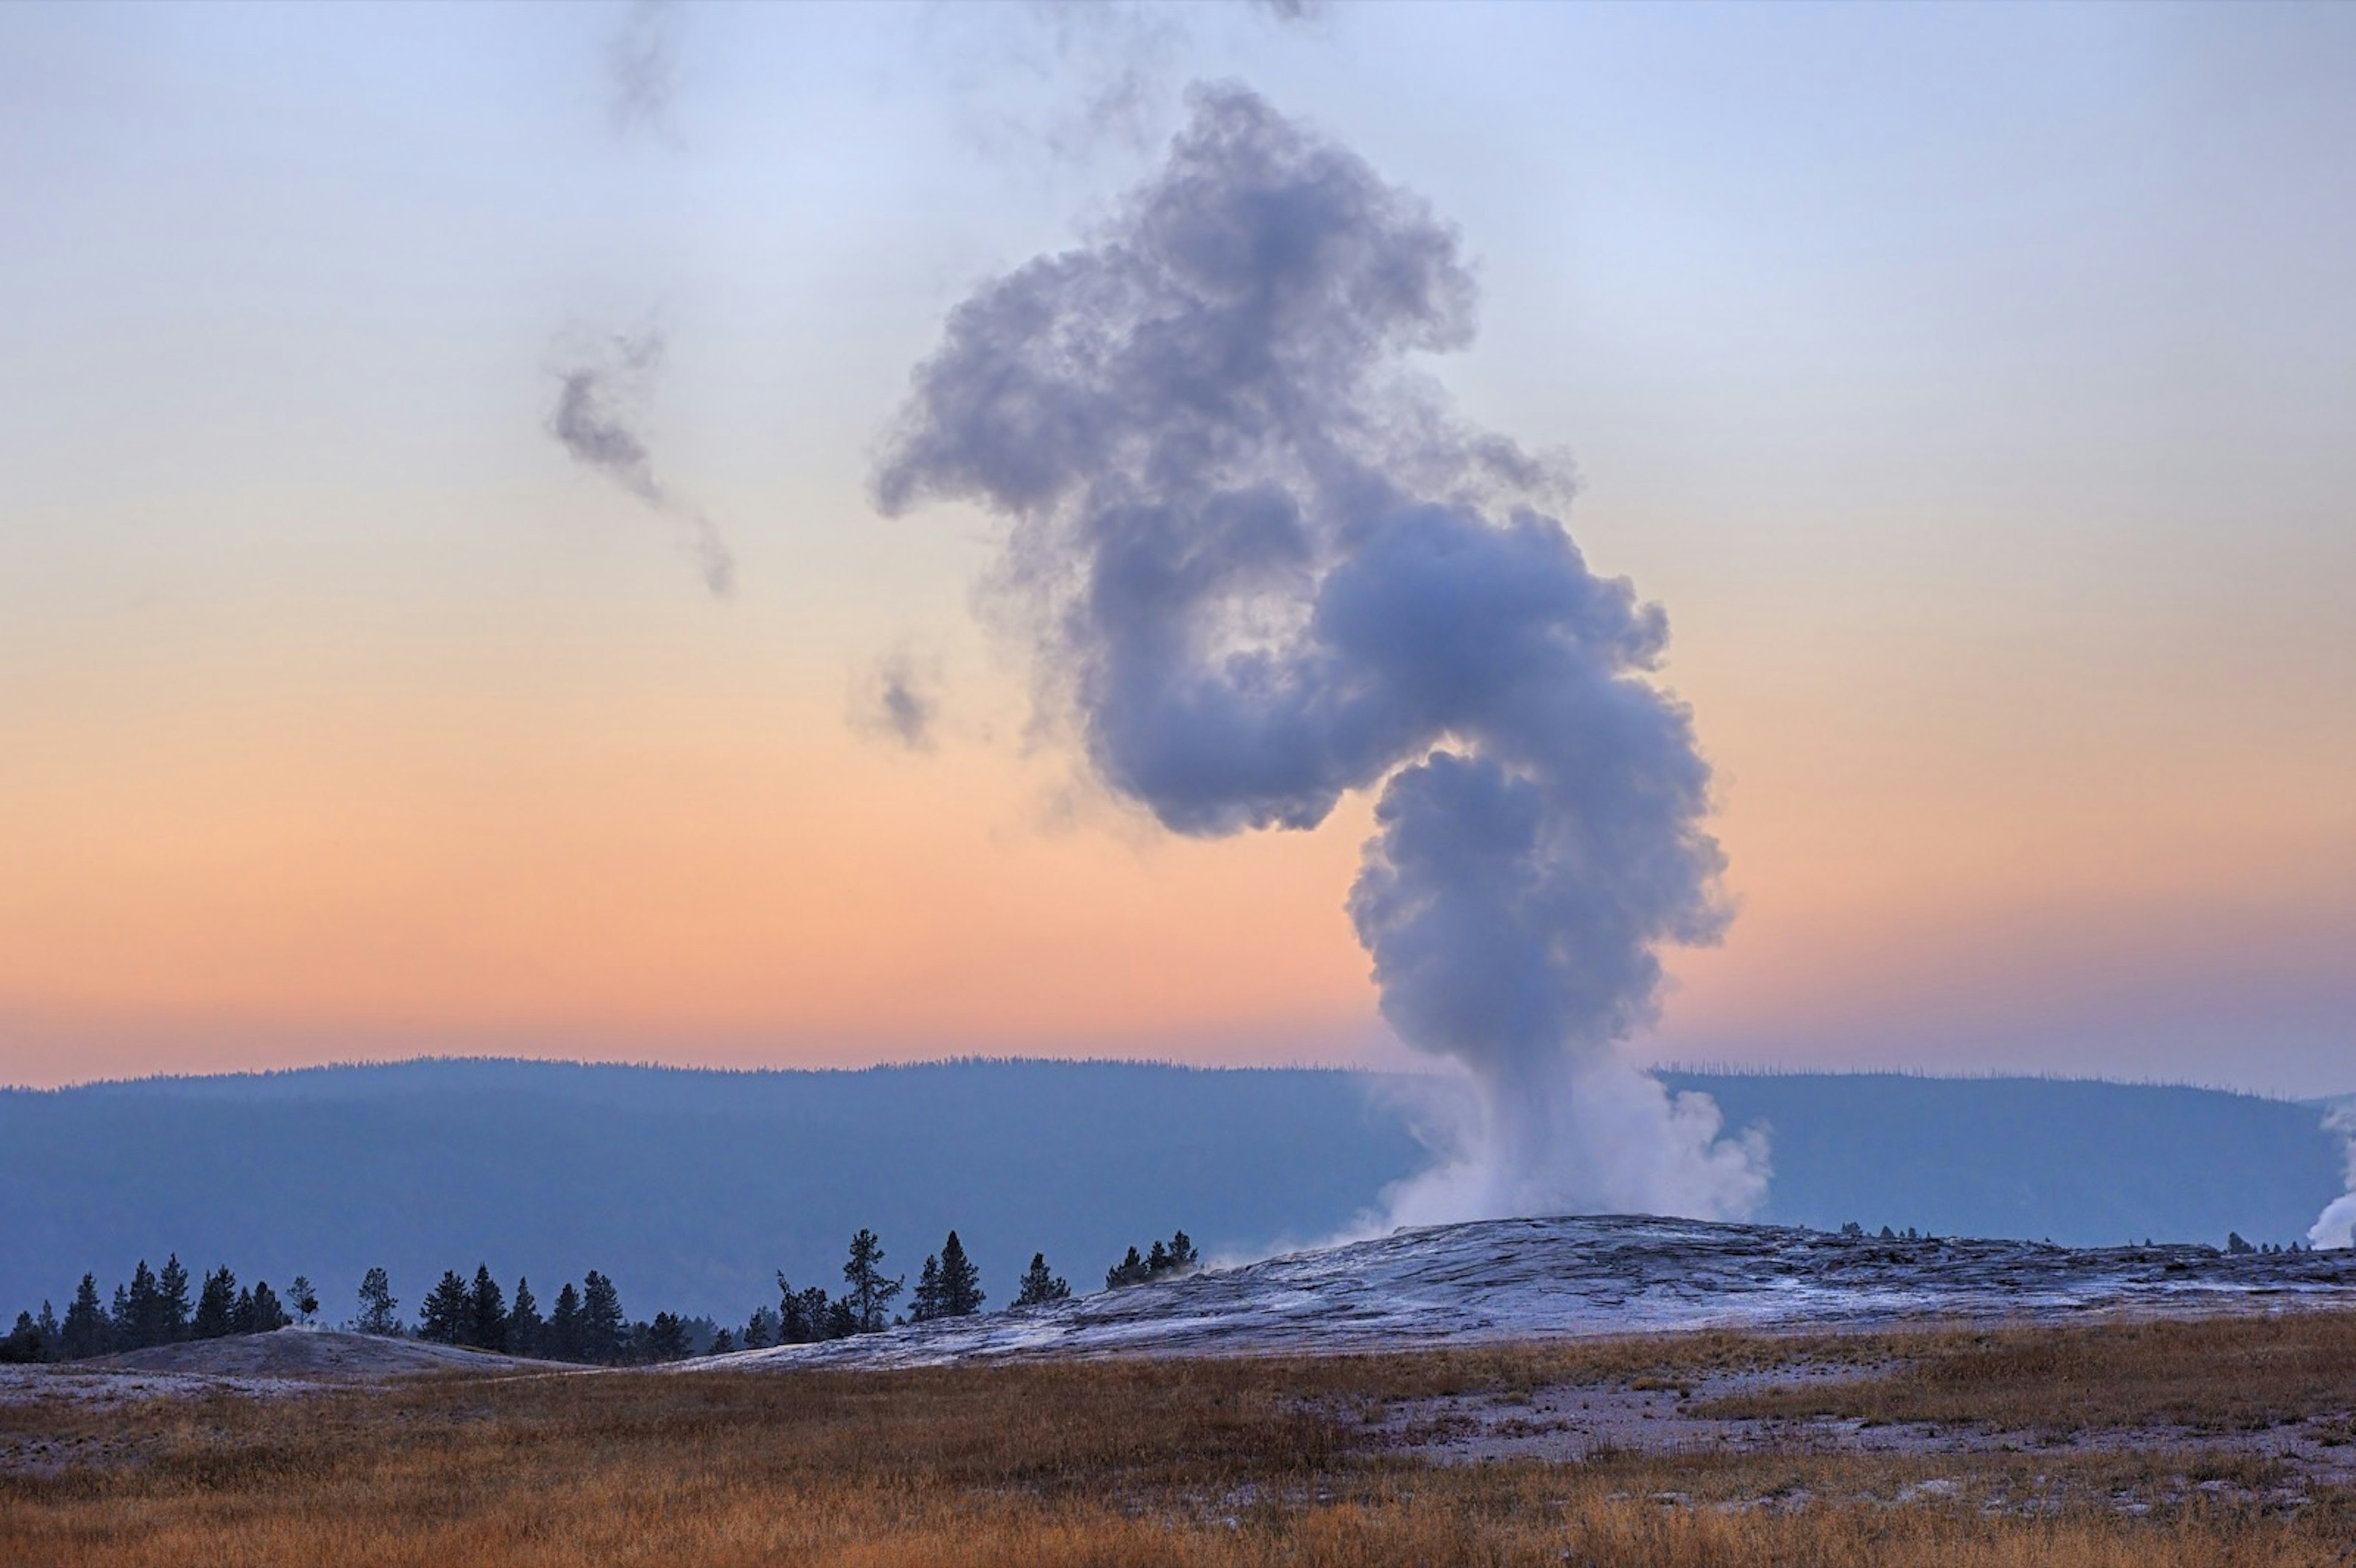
left=4, top=1312, right=2354, bottom=1567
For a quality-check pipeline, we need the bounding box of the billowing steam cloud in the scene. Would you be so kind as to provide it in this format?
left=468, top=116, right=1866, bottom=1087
left=876, top=85, right=1765, bottom=1224
left=548, top=329, right=735, bottom=597
left=2310, top=1107, right=2356, bottom=1250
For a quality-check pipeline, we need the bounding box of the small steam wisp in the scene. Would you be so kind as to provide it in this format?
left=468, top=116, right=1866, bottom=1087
left=547, top=329, right=734, bottom=598
left=877, top=86, right=1765, bottom=1224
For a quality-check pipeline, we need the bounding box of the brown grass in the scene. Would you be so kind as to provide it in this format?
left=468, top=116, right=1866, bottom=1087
left=1698, top=1311, right=2356, bottom=1434
left=3, top=1315, right=2353, bottom=1567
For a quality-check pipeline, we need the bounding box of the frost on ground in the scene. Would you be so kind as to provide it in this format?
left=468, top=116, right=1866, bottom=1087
left=0, top=1329, right=563, bottom=1475
left=718, top=1213, right=2356, bottom=1371
left=0, top=1326, right=549, bottom=1409
left=1352, top=1362, right=2356, bottom=1501
left=0, top=1364, right=319, bottom=1412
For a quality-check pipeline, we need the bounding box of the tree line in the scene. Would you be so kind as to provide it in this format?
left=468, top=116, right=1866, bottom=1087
left=1104, top=1230, right=1198, bottom=1289
left=0, top=1255, right=322, bottom=1363
left=2, top=1227, right=1199, bottom=1366
left=755, top=1228, right=1031, bottom=1348
left=409, top=1266, right=684, bottom=1362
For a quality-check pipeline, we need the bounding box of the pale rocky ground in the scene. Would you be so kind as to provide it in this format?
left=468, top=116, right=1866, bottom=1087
left=1163, top=1356, right=2356, bottom=1528
left=717, top=1213, right=2356, bottom=1370
left=1358, top=1361, right=2356, bottom=1507
left=13, top=1215, right=2352, bottom=1391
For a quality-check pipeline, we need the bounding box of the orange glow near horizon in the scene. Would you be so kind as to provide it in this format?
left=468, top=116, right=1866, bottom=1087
left=0, top=632, right=1384, bottom=1084
left=6, top=601, right=2350, bottom=1093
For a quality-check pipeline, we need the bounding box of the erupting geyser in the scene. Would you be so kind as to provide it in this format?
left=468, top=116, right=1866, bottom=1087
left=877, top=86, right=1766, bottom=1224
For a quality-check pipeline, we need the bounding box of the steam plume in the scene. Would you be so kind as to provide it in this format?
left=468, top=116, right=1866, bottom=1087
left=607, top=0, right=682, bottom=139
left=2310, top=1107, right=2356, bottom=1250
left=548, top=329, right=735, bottom=597
left=877, top=85, right=1765, bottom=1223
left=931, top=0, right=1328, bottom=167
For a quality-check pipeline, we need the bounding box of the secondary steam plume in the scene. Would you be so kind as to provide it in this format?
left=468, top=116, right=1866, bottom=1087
left=2310, top=1107, right=2356, bottom=1250
left=876, top=85, right=1765, bottom=1223
left=853, top=648, right=943, bottom=752
left=548, top=329, right=735, bottom=597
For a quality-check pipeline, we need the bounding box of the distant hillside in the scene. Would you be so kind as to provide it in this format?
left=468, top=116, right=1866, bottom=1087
left=1, top=1059, right=2344, bottom=1324
left=0, top=1059, right=1419, bottom=1327
left=1658, top=1072, right=2348, bottom=1248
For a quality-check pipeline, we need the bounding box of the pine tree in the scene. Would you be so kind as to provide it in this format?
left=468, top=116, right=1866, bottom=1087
left=247, top=1281, right=289, bottom=1332
left=193, top=1267, right=239, bottom=1339
left=36, top=1301, right=61, bottom=1361
left=418, top=1270, right=472, bottom=1345
left=115, top=1260, right=162, bottom=1348
left=777, top=1274, right=814, bottom=1343
left=62, top=1275, right=110, bottom=1359
left=580, top=1271, right=626, bottom=1363
left=1163, top=1231, right=1199, bottom=1274
left=1014, top=1253, right=1071, bottom=1307
left=355, top=1267, right=402, bottom=1336
left=289, top=1275, right=320, bottom=1324
left=909, top=1255, right=943, bottom=1323
left=823, top=1296, right=858, bottom=1340
left=508, top=1277, right=542, bottom=1359
left=840, top=1229, right=903, bottom=1334
left=645, top=1312, right=690, bottom=1361
left=231, top=1286, right=256, bottom=1334
left=0, top=1312, right=43, bottom=1364
left=937, top=1232, right=984, bottom=1316
left=709, top=1327, right=736, bottom=1355
left=776, top=1274, right=801, bottom=1341
left=134, top=1258, right=168, bottom=1345
left=741, top=1307, right=776, bottom=1350
left=468, top=1266, right=507, bottom=1351
left=547, top=1282, right=586, bottom=1361
left=157, top=1255, right=193, bottom=1341
left=777, top=1278, right=839, bottom=1343
left=1106, top=1231, right=1198, bottom=1289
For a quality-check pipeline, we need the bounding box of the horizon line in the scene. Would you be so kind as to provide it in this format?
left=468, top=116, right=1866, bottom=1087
left=6, top=1051, right=2343, bottom=1104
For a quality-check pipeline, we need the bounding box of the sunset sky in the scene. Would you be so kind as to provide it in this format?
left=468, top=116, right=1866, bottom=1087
left=4, top=1, right=2351, bottom=1094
